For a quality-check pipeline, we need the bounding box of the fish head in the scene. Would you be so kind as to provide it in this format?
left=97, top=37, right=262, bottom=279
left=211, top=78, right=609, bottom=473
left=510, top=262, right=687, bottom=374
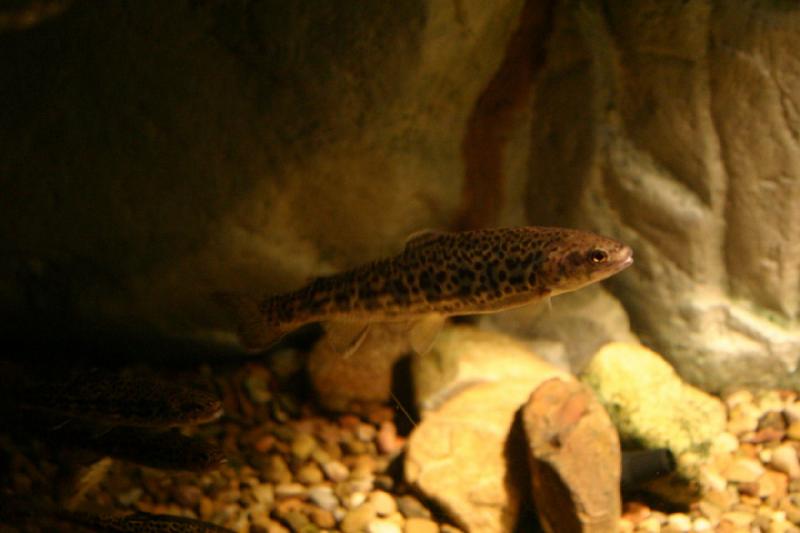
left=167, top=389, right=224, bottom=425
left=539, top=229, right=633, bottom=296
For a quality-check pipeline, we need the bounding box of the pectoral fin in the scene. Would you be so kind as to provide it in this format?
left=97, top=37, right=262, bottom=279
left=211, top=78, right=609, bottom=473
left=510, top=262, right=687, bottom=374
left=408, top=314, right=446, bottom=355
left=325, top=321, right=371, bottom=357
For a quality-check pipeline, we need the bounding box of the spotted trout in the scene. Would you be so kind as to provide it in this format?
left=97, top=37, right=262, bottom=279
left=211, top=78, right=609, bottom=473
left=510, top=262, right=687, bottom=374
left=222, top=226, right=633, bottom=354
left=14, top=368, right=223, bottom=428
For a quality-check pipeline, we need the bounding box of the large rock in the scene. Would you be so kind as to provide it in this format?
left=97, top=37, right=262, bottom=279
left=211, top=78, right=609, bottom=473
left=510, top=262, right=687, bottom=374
left=523, top=377, right=621, bottom=533
left=307, top=322, right=411, bottom=413
left=525, top=1, right=800, bottom=391
left=405, top=380, right=542, bottom=533
left=479, top=285, right=638, bottom=372
left=405, top=327, right=570, bottom=532
left=412, top=325, right=569, bottom=412
left=0, top=0, right=526, bottom=342
left=581, top=342, right=726, bottom=494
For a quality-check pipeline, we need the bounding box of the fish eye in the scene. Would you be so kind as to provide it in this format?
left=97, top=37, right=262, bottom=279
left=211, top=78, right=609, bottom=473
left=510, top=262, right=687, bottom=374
left=589, top=249, right=608, bottom=264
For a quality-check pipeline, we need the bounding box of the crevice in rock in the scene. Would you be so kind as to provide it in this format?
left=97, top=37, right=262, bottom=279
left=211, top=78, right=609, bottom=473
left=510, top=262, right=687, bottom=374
left=454, top=0, right=555, bottom=231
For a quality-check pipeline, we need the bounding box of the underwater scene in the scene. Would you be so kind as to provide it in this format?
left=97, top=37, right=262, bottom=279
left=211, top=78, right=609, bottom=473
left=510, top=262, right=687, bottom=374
left=2, top=2, right=800, bottom=533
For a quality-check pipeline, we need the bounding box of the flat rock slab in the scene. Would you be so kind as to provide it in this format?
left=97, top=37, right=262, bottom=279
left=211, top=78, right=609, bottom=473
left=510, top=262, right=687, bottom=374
left=523, top=377, right=621, bottom=533
left=406, top=375, right=568, bottom=533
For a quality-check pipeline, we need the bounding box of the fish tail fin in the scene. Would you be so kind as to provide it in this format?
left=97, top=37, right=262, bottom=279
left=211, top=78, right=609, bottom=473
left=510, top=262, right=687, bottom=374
left=213, top=292, right=285, bottom=352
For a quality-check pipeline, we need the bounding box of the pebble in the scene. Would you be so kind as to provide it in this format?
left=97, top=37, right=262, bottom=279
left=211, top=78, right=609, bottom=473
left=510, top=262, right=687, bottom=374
left=346, top=491, right=368, bottom=509
left=322, top=460, right=351, bottom=482
left=727, top=403, right=761, bottom=435
left=397, top=495, right=432, bottom=519
left=404, top=517, right=439, bottom=533
left=274, top=482, right=307, bottom=499
left=296, top=463, right=325, bottom=485
left=724, top=456, right=765, bottom=483
left=691, top=517, right=712, bottom=531
left=637, top=515, right=662, bottom=532
left=377, top=421, right=403, bottom=455
left=291, top=433, right=318, bottom=461
left=368, top=490, right=397, bottom=516
left=340, top=503, right=378, bottom=533
left=357, top=423, right=378, bottom=442
left=785, top=402, right=800, bottom=422
left=699, top=465, right=727, bottom=492
left=720, top=510, right=754, bottom=527
left=618, top=518, right=634, bottom=533
left=787, top=421, right=800, bottom=441
left=264, top=454, right=293, bottom=484
left=253, top=483, right=275, bottom=506
left=664, top=512, right=691, bottom=532
left=308, top=506, right=337, bottom=529
left=771, top=444, right=800, bottom=479
left=713, top=432, right=741, bottom=454
left=18, top=354, right=800, bottom=533
left=367, top=518, right=403, bottom=533
left=308, top=485, right=340, bottom=512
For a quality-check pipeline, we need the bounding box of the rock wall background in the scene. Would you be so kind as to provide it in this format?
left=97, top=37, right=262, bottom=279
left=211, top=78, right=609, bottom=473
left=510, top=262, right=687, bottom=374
left=524, top=1, right=800, bottom=390
left=2, top=0, right=800, bottom=391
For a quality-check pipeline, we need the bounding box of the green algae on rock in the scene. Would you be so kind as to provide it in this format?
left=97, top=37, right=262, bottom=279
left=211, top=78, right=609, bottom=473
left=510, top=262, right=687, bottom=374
left=581, top=342, right=726, bottom=493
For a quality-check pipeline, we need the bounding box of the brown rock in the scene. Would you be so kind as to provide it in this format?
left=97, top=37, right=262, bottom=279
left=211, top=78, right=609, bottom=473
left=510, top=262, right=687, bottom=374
left=522, top=377, right=621, bottom=533
left=308, top=322, right=414, bottom=412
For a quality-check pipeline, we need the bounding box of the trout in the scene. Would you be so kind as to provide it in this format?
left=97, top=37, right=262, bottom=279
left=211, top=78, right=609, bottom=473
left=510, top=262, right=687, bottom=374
left=16, top=369, right=223, bottom=428
left=222, top=226, right=633, bottom=354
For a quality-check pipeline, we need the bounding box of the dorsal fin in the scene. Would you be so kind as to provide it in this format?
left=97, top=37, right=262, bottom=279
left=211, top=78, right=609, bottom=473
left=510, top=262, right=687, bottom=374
left=404, top=229, right=446, bottom=250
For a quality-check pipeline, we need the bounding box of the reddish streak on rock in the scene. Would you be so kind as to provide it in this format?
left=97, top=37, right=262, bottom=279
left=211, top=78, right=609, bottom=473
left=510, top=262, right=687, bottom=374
left=454, top=0, right=555, bottom=231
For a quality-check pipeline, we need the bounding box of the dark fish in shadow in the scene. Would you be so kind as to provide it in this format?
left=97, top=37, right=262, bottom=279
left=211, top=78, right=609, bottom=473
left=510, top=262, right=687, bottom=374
left=13, top=368, right=223, bottom=428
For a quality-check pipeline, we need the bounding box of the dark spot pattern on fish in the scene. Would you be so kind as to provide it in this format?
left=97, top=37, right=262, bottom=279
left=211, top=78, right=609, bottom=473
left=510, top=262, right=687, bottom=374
left=228, top=226, right=633, bottom=350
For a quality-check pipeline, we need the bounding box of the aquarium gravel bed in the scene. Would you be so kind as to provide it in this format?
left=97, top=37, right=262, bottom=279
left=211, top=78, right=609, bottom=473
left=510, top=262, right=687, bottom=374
left=3, top=353, right=800, bottom=533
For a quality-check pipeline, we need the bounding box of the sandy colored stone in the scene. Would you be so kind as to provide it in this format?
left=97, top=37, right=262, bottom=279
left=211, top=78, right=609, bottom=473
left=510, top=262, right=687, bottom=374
left=406, top=376, right=568, bottom=533
left=479, top=285, right=638, bottom=372
left=582, top=342, right=726, bottom=484
left=522, top=377, right=621, bottom=533
left=412, top=325, right=570, bottom=412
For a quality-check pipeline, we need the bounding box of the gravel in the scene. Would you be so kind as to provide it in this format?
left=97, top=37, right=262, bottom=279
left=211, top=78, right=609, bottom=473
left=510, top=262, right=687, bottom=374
left=6, top=358, right=800, bottom=532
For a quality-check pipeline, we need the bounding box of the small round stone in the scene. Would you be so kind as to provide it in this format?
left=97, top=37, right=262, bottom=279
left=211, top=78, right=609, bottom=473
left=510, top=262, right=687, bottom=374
left=291, top=433, right=318, bottom=461
left=368, top=490, right=397, bottom=517
left=296, top=463, right=325, bottom=485
left=770, top=444, right=800, bottom=479
left=404, top=517, right=439, bottom=533
left=340, top=504, right=377, bottom=533
left=274, top=483, right=307, bottom=499
left=664, top=512, right=691, bottom=532
left=397, top=495, right=432, bottom=519
left=367, top=518, right=402, bottom=533
left=721, top=510, right=755, bottom=527
left=691, top=517, right=712, bottom=532
left=308, top=485, right=340, bottom=512
left=321, top=460, right=350, bottom=482
left=725, top=457, right=765, bottom=483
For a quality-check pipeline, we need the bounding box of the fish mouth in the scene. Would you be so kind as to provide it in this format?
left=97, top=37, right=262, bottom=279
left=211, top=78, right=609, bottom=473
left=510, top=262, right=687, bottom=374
left=618, top=248, right=634, bottom=270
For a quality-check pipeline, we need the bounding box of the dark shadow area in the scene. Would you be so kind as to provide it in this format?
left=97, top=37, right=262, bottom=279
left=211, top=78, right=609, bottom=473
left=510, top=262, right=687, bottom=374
left=506, top=407, right=544, bottom=533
